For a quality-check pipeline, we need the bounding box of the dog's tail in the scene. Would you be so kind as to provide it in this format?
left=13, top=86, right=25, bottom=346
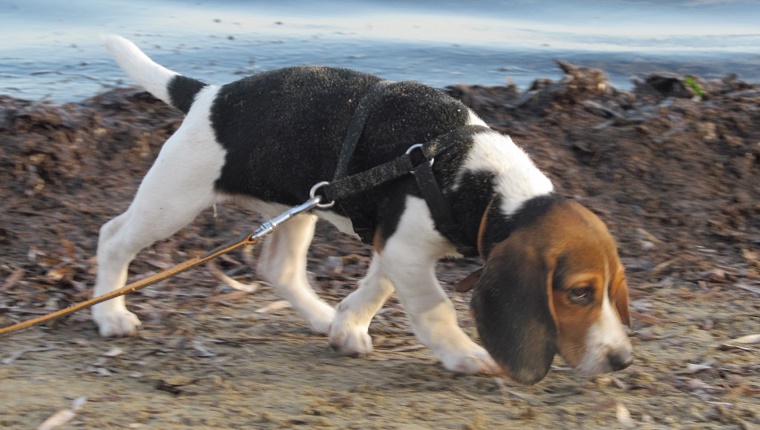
left=101, top=34, right=207, bottom=114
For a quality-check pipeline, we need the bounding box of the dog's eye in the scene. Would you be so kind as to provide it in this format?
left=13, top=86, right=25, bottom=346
left=566, top=286, right=594, bottom=306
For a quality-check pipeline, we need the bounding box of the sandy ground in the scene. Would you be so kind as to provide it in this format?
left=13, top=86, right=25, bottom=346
left=1, top=63, right=758, bottom=429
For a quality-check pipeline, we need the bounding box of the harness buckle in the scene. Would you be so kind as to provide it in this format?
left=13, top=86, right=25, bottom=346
left=405, top=143, right=434, bottom=174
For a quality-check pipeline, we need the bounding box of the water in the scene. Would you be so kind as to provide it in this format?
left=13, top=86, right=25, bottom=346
left=1, top=0, right=759, bottom=102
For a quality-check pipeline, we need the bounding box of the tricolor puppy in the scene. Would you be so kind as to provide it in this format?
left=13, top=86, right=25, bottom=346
left=93, top=35, right=632, bottom=384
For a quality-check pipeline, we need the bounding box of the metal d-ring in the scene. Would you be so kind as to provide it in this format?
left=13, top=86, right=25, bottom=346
left=405, top=143, right=434, bottom=174
left=309, top=181, right=336, bottom=209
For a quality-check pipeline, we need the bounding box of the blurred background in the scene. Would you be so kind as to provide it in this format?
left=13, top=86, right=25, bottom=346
left=1, top=0, right=759, bottom=101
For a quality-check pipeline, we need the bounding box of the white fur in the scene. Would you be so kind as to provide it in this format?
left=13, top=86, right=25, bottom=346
left=328, top=255, right=394, bottom=357
left=578, top=268, right=632, bottom=374
left=457, top=129, right=554, bottom=215
left=92, top=85, right=224, bottom=335
left=331, top=197, right=500, bottom=374
left=256, top=213, right=335, bottom=334
left=101, top=34, right=178, bottom=107
left=380, top=197, right=500, bottom=373
left=467, top=109, right=487, bottom=126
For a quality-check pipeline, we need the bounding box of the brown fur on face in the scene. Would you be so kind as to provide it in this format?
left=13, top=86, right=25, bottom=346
left=471, top=198, right=631, bottom=384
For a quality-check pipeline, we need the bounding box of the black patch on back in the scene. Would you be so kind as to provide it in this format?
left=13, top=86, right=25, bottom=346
left=168, top=75, right=208, bottom=114
left=209, top=66, right=471, bottom=241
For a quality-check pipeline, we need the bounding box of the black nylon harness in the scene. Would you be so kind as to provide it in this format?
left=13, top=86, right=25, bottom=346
left=318, top=81, right=484, bottom=257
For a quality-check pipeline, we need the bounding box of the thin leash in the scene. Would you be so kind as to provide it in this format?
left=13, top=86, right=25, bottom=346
left=0, top=191, right=331, bottom=337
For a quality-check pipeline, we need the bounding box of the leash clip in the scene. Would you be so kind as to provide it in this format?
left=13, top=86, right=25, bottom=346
left=309, top=181, right=336, bottom=209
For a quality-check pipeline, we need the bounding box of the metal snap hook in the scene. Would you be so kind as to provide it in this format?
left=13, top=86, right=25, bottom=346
left=309, top=181, right=336, bottom=209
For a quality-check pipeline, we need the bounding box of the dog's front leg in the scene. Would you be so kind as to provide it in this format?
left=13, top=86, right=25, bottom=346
left=328, top=254, right=395, bottom=356
left=383, top=252, right=501, bottom=375
left=381, top=197, right=502, bottom=375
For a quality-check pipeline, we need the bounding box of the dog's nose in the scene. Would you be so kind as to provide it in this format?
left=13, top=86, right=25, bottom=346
left=608, top=351, right=633, bottom=371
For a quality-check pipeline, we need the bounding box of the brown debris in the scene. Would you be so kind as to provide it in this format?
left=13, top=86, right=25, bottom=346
left=1, top=65, right=759, bottom=428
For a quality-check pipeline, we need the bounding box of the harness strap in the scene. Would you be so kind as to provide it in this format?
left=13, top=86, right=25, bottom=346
left=321, top=124, right=490, bottom=257
left=333, top=80, right=393, bottom=181
left=411, top=150, right=477, bottom=256
left=321, top=79, right=490, bottom=257
left=322, top=124, right=489, bottom=202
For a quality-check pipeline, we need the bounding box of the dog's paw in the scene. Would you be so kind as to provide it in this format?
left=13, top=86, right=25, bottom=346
left=92, top=306, right=142, bottom=337
left=439, top=345, right=503, bottom=375
left=328, top=324, right=373, bottom=357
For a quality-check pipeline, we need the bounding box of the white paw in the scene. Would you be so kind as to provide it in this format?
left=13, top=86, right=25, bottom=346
left=306, top=303, right=335, bottom=335
left=92, top=305, right=141, bottom=337
left=439, top=345, right=503, bottom=375
left=328, top=322, right=374, bottom=357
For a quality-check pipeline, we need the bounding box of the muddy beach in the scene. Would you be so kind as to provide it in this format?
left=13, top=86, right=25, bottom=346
left=0, top=63, right=758, bottom=429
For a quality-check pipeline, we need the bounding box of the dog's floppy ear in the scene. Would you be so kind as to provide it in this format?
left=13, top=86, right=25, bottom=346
left=471, top=236, right=557, bottom=385
left=453, top=268, right=482, bottom=293
left=612, top=276, right=631, bottom=328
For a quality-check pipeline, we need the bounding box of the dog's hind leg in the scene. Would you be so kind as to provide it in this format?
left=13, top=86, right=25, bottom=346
left=92, top=171, right=218, bottom=336
left=257, top=213, right=335, bottom=334
left=328, top=254, right=395, bottom=356
left=92, top=95, right=224, bottom=337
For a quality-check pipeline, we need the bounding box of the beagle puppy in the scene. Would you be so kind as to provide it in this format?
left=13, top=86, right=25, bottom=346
left=92, top=35, right=632, bottom=384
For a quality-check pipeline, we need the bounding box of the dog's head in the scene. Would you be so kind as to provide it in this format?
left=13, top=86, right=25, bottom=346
left=469, top=196, right=631, bottom=384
